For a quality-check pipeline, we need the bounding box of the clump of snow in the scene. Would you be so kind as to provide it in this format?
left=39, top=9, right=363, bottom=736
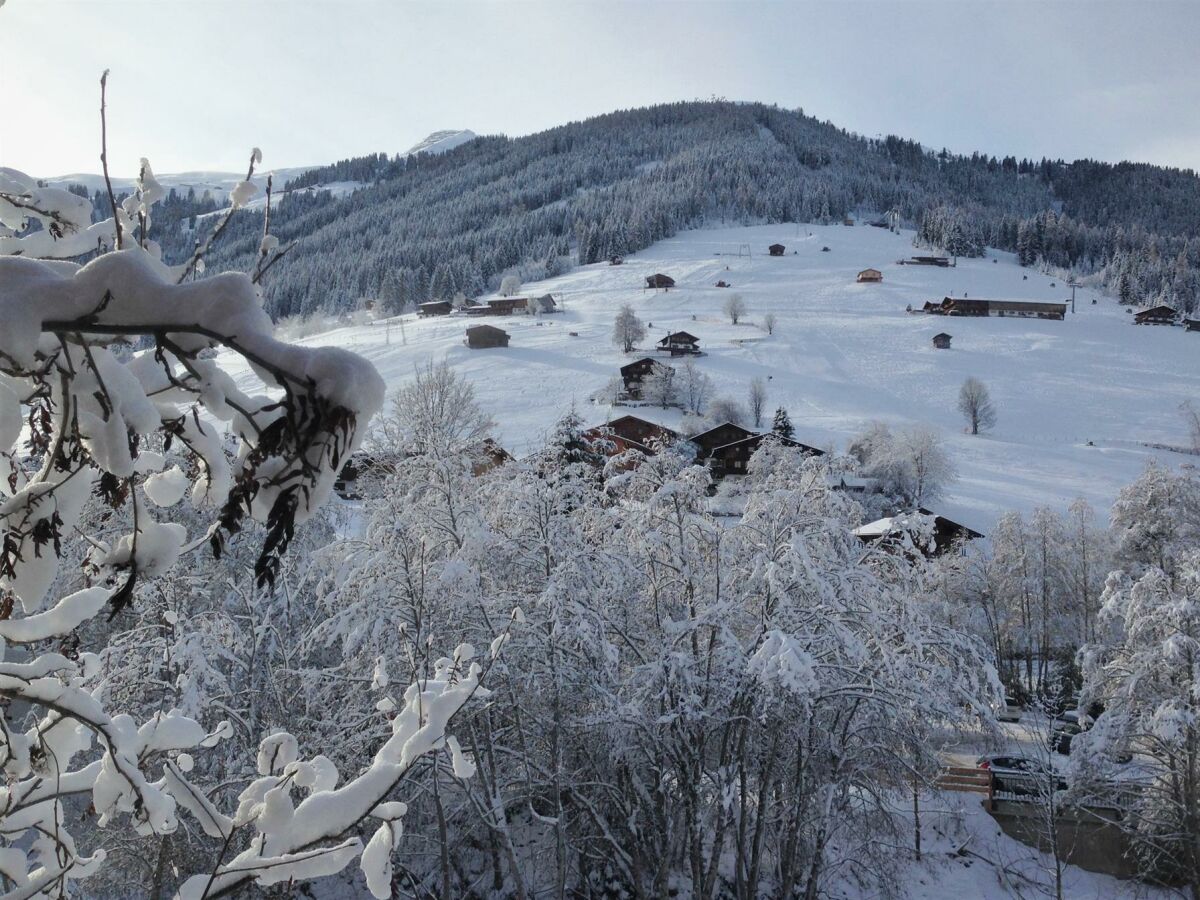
left=143, top=466, right=189, bottom=507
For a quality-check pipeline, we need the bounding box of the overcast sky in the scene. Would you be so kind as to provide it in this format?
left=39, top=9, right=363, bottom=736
left=3, top=0, right=1199, bottom=178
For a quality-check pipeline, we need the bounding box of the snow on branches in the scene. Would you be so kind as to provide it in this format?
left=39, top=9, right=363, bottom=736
left=0, top=106, right=493, bottom=894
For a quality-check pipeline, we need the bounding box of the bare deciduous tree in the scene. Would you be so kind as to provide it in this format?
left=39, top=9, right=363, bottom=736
left=723, top=292, right=747, bottom=325
left=708, top=395, right=747, bottom=426
left=375, top=359, right=495, bottom=457
left=763, top=312, right=777, bottom=335
left=1183, top=400, right=1200, bottom=454
left=749, top=377, right=768, bottom=428
left=612, top=303, right=646, bottom=353
left=958, top=376, right=997, bottom=435
left=679, top=359, right=712, bottom=415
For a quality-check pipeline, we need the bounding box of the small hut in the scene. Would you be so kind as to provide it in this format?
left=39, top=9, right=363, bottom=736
left=1185, top=319, right=1200, bottom=332
left=465, top=324, right=510, bottom=349
left=768, top=244, right=786, bottom=257
left=932, top=332, right=952, bottom=350
left=856, top=268, right=883, bottom=283
left=645, top=274, right=675, bottom=290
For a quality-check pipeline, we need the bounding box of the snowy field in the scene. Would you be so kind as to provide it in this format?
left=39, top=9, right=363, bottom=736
left=221, top=223, right=1200, bottom=532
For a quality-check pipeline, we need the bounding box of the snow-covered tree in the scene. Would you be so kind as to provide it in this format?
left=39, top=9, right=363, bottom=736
left=763, top=311, right=777, bottom=335
left=707, top=395, right=746, bottom=426
left=0, top=109, right=497, bottom=897
left=499, top=273, right=522, bottom=297
left=1078, top=553, right=1200, bottom=893
left=772, top=406, right=795, bottom=439
left=1110, top=461, right=1200, bottom=578
left=748, top=376, right=768, bottom=428
left=677, top=358, right=711, bottom=415
left=611, top=302, right=645, bottom=353
left=373, top=359, right=494, bottom=459
left=723, top=292, right=747, bottom=324
left=851, top=423, right=955, bottom=509
left=640, top=363, right=677, bottom=409
left=957, top=375, right=997, bottom=435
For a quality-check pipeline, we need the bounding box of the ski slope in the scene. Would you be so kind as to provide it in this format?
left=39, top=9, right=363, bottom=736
left=220, top=223, right=1200, bottom=533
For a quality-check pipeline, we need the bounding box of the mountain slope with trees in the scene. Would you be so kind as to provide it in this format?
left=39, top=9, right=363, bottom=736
left=161, top=100, right=1200, bottom=318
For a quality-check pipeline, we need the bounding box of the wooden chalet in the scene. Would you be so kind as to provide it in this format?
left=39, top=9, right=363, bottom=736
left=856, top=268, right=883, bottom=283
left=931, top=297, right=1065, bottom=320
left=932, top=332, right=952, bottom=349
left=703, top=432, right=824, bottom=477
left=465, top=324, right=509, bottom=348
left=1134, top=305, right=1178, bottom=326
left=471, top=438, right=513, bottom=476
left=645, top=273, right=675, bottom=290
left=1186, top=319, right=1200, bottom=332
left=826, top=474, right=877, bottom=494
left=842, top=217, right=855, bottom=226
left=619, top=357, right=668, bottom=399
left=487, top=297, right=529, bottom=315
left=582, top=417, right=679, bottom=472
left=530, top=294, right=557, bottom=313
left=585, top=415, right=679, bottom=456
left=418, top=300, right=453, bottom=317
left=688, top=422, right=755, bottom=461
left=657, top=331, right=701, bottom=356
left=768, top=243, right=786, bottom=256
left=854, top=508, right=983, bottom=556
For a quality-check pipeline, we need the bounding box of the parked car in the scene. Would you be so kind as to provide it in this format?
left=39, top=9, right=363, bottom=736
left=1052, top=710, right=1132, bottom=763
left=997, top=696, right=1023, bottom=723
left=976, top=754, right=1067, bottom=796
left=1052, top=712, right=1083, bottom=754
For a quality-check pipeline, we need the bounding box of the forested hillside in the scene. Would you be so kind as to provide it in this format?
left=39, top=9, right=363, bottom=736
left=142, top=101, right=1197, bottom=318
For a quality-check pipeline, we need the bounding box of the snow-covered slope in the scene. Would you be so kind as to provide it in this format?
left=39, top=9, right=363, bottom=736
left=403, top=129, right=476, bottom=157
left=219, top=223, right=1200, bottom=533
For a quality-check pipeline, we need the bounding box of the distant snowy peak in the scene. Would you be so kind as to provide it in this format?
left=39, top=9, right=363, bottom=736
left=404, top=129, right=476, bottom=157
left=41, top=167, right=319, bottom=203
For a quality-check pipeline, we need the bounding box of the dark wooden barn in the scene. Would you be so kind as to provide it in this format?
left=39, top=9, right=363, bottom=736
left=932, top=332, right=952, bottom=349
left=645, top=274, right=676, bottom=290
left=768, top=244, right=786, bottom=256
left=465, top=324, right=510, bottom=348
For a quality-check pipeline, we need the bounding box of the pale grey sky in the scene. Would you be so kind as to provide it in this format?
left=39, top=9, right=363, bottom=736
left=3, top=0, right=1198, bottom=178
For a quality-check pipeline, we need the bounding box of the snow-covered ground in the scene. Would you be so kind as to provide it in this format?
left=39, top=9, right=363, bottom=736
left=221, top=222, right=1200, bottom=533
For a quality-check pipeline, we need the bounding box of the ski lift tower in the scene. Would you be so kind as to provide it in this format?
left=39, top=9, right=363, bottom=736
left=1068, top=281, right=1079, bottom=314
left=737, top=243, right=752, bottom=258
